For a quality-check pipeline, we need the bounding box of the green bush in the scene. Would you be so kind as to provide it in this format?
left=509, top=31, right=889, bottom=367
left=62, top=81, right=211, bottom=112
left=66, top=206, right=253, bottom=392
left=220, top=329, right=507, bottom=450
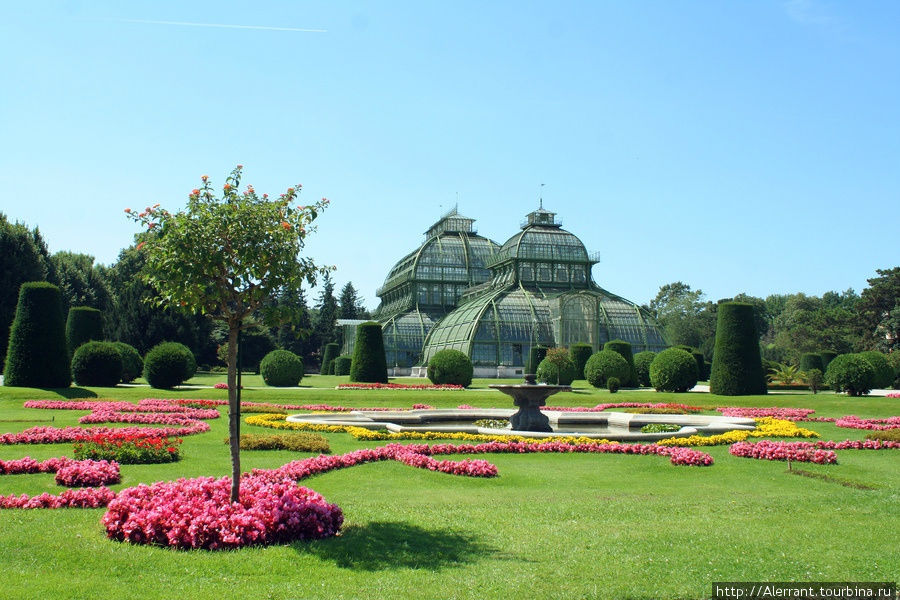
left=536, top=355, right=577, bottom=386
left=260, top=349, right=304, bottom=387
left=71, top=341, right=122, bottom=387
left=113, top=342, right=143, bottom=383
left=215, top=326, right=276, bottom=373
left=349, top=322, right=388, bottom=383
left=333, top=354, right=352, bottom=376
left=825, top=353, right=875, bottom=397
left=633, top=351, right=657, bottom=387
left=526, top=345, right=548, bottom=374
left=805, top=368, right=824, bottom=394
left=865, top=429, right=900, bottom=443
left=65, top=306, right=103, bottom=354
left=607, top=377, right=620, bottom=393
left=819, top=351, right=838, bottom=371
left=674, top=345, right=708, bottom=382
left=603, top=340, right=635, bottom=386
left=709, top=302, right=767, bottom=396
left=858, top=350, right=894, bottom=389
left=3, top=282, right=71, bottom=388
left=143, top=342, right=197, bottom=389
left=799, top=353, right=825, bottom=375
left=568, top=343, right=593, bottom=380
left=427, top=349, right=473, bottom=387
left=888, top=352, right=900, bottom=389
left=649, top=348, right=698, bottom=393
left=584, top=349, right=630, bottom=388
left=232, top=433, right=330, bottom=453
left=320, top=342, right=339, bottom=375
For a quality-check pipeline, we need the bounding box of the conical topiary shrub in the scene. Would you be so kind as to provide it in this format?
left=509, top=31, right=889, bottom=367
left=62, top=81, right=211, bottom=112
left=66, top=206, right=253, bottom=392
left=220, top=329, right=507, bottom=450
left=320, top=342, right=339, bottom=375
left=568, top=343, right=593, bottom=380
left=603, top=339, right=636, bottom=386
left=349, top=322, right=388, bottom=383
left=709, top=302, right=767, bottom=395
left=3, top=282, right=71, bottom=388
left=65, top=306, right=103, bottom=354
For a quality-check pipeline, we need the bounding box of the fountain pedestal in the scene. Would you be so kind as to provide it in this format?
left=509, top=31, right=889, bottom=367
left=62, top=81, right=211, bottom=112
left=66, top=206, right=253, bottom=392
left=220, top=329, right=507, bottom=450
left=489, top=375, right=572, bottom=433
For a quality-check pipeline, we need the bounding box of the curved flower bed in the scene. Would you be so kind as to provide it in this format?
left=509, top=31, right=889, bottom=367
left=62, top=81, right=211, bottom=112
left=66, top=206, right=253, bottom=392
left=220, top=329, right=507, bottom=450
left=55, top=460, right=120, bottom=487
left=717, top=407, right=817, bottom=420
left=336, top=383, right=463, bottom=390
left=729, top=441, right=837, bottom=464
left=834, top=415, right=900, bottom=431
left=544, top=402, right=704, bottom=413
left=0, top=487, right=116, bottom=509
left=171, top=399, right=435, bottom=413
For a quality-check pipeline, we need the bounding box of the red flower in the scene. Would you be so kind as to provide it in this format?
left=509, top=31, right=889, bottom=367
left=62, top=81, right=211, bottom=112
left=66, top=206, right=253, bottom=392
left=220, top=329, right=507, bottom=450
left=136, top=242, right=145, bottom=251
left=281, top=222, right=291, bottom=230
left=224, top=184, right=232, bottom=191
left=191, top=189, right=200, bottom=196
left=124, top=208, right=131, bottom=213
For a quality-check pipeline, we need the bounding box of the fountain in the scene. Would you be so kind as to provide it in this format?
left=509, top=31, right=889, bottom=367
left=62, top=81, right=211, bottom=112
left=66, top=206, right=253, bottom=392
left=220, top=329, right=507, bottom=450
left=489, top=374, right=570, bottom=432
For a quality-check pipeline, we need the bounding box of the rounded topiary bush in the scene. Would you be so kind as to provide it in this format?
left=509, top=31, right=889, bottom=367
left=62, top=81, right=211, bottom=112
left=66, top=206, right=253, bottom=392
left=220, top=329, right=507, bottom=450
left=799, top=352, right=825, bottom=375
left=143, top=342, right=197, bottom=389
left=819, top=351, right=838, bottom=371
left=674, top=345, right=707, bottom=383
left=634, top=351, right=657, bottom=387
left=260, top=349, right=304, bottom=387
left=649, top=348, right=698, bottom=393
left=536, top=355, right=577, bottom=386
left=858, top=351, right=894, bottom=389
left=584, top=349, right=630, bottom=389
left=603, top=340, right=636, bottom=386
left=709, top=302, right=767, bottom=396
left=3, top=282, right=71, bottom=388
left=65, top=306, right=103, bottom=354
left=526, top=345, right=549, bottom=374
left=113, top=342, right=143, bottom=383
left=607, top=377, right=620, bottom=393
left=320, top=343, right=339, bottom=375
left=333, top=355, right=352, bottom=376
left=826, top=353, right=875, bottom=397
left=349, top=322, right=388, bottom=383
left=568, top=343, right=593, bottom=380
left=427, top=349, right=473, bottom=387
left=71, top=341, right=123, bottom=387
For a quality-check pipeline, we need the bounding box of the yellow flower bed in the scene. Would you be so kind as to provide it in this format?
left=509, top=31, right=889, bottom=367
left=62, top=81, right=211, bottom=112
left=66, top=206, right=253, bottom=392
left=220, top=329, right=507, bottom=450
left=656, top=417, right=819, bottom=447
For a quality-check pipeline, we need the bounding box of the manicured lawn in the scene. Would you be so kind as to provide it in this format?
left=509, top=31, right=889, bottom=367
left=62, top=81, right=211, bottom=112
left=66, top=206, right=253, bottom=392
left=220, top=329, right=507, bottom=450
left=0, top=378, right=897, bottom=599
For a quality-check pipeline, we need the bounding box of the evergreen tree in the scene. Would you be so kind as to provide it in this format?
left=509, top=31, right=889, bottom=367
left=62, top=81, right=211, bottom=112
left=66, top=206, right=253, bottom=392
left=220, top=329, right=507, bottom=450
left=338, top=282, right=364, bottom=319
left=274, top=286, right=316, bottom=366
left=314, top=271, right=339, bottom=347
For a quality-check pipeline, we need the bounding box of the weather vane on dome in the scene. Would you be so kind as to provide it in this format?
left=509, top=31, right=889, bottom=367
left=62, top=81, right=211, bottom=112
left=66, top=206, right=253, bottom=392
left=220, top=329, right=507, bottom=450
left=539, top=183, right=545, bottom=209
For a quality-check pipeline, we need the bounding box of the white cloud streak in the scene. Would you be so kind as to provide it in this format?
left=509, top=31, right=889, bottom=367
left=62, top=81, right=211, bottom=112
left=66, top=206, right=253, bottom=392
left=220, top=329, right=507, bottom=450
left=105, top=18, right=327, bottom=33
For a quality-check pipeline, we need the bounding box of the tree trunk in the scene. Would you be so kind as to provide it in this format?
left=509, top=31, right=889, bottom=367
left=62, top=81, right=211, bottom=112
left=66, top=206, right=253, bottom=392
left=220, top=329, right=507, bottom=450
left=227, top=325, right=241, bottom=503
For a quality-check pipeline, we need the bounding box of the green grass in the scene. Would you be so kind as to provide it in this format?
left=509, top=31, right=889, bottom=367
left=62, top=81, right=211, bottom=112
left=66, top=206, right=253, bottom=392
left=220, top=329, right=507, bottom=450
left=0, top=380, right=897, bottom=600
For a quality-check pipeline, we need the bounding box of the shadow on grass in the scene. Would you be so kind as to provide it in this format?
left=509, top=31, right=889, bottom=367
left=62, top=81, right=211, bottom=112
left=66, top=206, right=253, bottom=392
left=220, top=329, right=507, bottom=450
left=301, top=521, right=496, bottom=571
left=37, top=387, right=98, bottom=399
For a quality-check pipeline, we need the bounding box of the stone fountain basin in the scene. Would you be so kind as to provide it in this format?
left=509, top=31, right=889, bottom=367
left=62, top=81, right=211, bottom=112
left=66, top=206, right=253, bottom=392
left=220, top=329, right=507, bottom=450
left=285, top=409, right=756, bottom=441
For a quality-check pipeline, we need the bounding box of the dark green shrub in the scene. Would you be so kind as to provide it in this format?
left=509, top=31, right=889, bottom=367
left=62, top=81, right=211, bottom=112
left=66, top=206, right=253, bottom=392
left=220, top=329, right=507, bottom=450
left=536, top=354, right=577, bottom=386
left=805, top=368, right=824, bottom=394
left=65, top=306, right=103, bottom=354
left=113, top=342, right=143, bottom=383
left=569, top=343, right=593, bottom=380
left=603, top=340, right=635, bottom=386
left=819, top=351, right=838, bottom=371
left=427, top=349, right=473, bottom=387
left=633, top=351, right=656, bottom=387
left=584, top=350, right=630, bottom=388
left=858, top=351, right=894, bottom=389
left=526, top=345, right=548, bottom=374
left=709, top=302, right=767, bottom=396
left=260, top=349, right=304, bottom=387
left=216, top=326, right=277, bottom=373
left=143, top=342, right=197, bottom=389
left=3, top=282, right=71, bottom=388
left=232, top=433, right=330, bottom=453
left=333, top=355, right=352, bottom=376
left=674, top=345, right=707, bottom=382
left=349, top=322, right=388, bottom=383
left=649, top=348, right=698, bottom=393
left=71, top=341, right=122, bottom=387
left=320, top=342, right=339, bottom=375
left=799, top=353, right=825, bottom=375
left=888, top=352, right=900, bottom=389
left=825, top=353, right=875, bottom=397
left=607, top=377, right=620, bottom=393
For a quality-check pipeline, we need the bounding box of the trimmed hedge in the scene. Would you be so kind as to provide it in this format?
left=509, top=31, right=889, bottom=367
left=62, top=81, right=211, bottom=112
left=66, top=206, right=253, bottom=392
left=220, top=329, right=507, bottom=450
left=333, top=355, right=352, bottom=376
left=649, top=348, right=698, bottom=393
left=709, top=302, right=767, bottom=396
left=143, top=342, right=197, bottom=389
left=603, top=340, right=635, bottom=386
left=260, top=349, right=304, bottom=387
left=607, top=377, right=620, bottom=393
left=819, top=351, right=838, bottom=371
left=71, top=341, right=122, bottom=387
left=65, top=306, right=103, bottom=354
left=825, top=353, right=875, bottom=397
left=674, top=345, right=707, bottom=382
left=526, top=345, right=548, bottom=374
left=633, top=351, right=657, bottom=387
left=427, top=349, right=474, bottom=387
left=799, top=352, right=824, bottom=375
left=320, top=343, right=339, bottom=375
left=113, top=342, right=143, bottom=383
left=584, top=350, right=630, bottom=389
left=858, top=351, right=894, bottom=389
left=349, top=322, right=388, bottom=383
left=569, top=343, right=593, bottom=380
left=535, top=355, right=577, bottom=386
left=3, top=282, right=71, bottom=388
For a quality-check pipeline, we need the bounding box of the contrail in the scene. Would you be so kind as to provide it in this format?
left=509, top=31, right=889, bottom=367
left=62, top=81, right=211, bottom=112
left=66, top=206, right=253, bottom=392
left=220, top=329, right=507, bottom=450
left=105, top=17, right=327, bottom=33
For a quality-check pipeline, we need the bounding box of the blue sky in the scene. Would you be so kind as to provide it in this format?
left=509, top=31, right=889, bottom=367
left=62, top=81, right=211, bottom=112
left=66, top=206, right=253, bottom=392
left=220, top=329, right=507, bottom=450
left=1, top=1, right=897, bottom=310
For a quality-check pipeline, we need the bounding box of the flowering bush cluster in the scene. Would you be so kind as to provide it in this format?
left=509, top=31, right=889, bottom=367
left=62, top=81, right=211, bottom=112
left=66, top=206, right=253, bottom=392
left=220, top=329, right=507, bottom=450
left=335, top=383, right=463, bottom=390
left=813, top=439, right=900, bottom=450
left=0, top=487, right=116, bottom=509
left=74, top=434, right=182, bottom=464
left=729, top=441, right=837, bottom=464
left=0, top=456, right=75, bottom=475
left=834, top=415, right=900, bottom=431
left=55, top=460, right=120, bottom=487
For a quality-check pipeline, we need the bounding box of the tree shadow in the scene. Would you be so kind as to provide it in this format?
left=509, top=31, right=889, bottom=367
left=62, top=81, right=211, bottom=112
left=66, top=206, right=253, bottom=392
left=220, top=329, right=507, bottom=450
left=300, top=521, right=497, bottom=571
left=36, top=387, right=98, bottom=399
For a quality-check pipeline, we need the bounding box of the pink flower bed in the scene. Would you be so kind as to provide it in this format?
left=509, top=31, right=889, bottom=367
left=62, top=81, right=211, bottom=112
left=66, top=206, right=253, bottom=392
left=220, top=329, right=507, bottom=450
left=543, top=402, right=703, bottom=413
left=0, top=487, right=116, bottom=509
left=336, top=383, right=463, bottom=390
left=729, top=441, right=837, bottom=464
left=0, top=423, right=209, bottom=445
left=813, top=439, right=900, bottom=450
left=55, top=460, right=120, bottom=487
left=0, top=456, right=74, bottom=475
left=886, top=392, right=899, bottom=398
left=170, top=399, right=435, bottom=413
left=717, top=407, right=818, bottom=420
left=102, top=477, right=343, bottom=550
left=834, top=415, right=900, bottom=431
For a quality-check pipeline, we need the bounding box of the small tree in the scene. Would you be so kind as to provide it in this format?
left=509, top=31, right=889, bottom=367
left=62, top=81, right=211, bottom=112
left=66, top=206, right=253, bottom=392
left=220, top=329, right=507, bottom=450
left=127, top=166, right=328, bottom=502
left=542, top=347, right=574, bottom=385
left=3, top=282, right=71, bottom=388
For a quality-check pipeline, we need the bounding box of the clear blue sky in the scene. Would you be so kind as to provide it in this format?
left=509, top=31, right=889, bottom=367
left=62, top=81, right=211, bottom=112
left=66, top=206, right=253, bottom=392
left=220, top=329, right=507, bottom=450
left=1, top=1, right=897, bottom=310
